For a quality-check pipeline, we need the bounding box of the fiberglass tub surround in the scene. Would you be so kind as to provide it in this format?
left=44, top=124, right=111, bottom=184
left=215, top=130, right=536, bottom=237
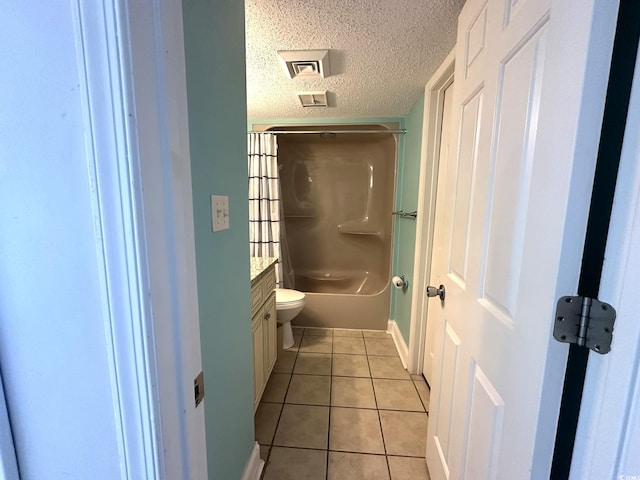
left=276, top=125, right=397, bottom=330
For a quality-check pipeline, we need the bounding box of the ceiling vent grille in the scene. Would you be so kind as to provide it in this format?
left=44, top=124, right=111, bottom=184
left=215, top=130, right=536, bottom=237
left=297, top=91, right=328, bottom=108
left=278, top=50, right=330, bottom=79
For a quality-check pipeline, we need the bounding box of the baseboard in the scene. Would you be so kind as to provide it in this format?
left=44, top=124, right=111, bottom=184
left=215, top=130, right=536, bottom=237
left=241, top=442, right=264, bottom=480
left=387, top=320, right=409, bottom=369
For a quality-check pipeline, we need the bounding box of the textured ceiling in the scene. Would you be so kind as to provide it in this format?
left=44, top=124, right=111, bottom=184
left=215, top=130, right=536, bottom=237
left=245, top=0, right=465, bottom=120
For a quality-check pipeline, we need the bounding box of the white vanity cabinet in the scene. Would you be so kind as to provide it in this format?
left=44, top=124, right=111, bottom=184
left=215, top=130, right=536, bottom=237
left=250, top=259, right=277, bottom=411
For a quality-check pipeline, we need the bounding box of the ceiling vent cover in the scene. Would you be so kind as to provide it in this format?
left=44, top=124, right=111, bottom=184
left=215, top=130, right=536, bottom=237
left=297, top=91, right=328, bottom=108
left=278, top=50, right=330, bottom=79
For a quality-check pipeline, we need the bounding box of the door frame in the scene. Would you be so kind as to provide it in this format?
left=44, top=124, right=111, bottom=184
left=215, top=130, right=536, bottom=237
left=77, top=0, right=207, bottom=477
left=407, top=49, right=455, bottom=374
left=565, top=13, right=640, bottom=477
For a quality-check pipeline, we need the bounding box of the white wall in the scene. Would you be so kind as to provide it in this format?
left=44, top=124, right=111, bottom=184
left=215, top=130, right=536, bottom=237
left=0, top=3, right=123, bottom=478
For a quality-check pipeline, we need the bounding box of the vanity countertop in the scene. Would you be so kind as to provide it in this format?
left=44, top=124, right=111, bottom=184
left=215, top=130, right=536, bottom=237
left=250, top=257, right=278, bottom=284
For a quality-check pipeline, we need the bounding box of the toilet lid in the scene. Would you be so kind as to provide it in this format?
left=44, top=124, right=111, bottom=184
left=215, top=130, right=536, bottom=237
left=276, top=288, right=305, bottom=304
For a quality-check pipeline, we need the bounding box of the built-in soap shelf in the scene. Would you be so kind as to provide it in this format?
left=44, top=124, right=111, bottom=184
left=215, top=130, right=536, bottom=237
left=283, top=205, right=316, bottom=219
left=284, top=213, right=316, bottom=219
left=337, top=218, right=382, bottom=237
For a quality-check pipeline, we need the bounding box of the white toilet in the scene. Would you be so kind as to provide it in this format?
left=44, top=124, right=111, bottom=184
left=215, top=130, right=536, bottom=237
left=275, top=288, right=306, bottom=349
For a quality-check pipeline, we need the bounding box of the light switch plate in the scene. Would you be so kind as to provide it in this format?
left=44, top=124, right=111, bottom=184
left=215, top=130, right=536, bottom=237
left=211, top=195, right=230, bottom=232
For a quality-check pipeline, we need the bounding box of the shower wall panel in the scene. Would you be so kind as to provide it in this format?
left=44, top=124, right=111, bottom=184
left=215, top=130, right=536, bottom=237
left=277, top=128, right=397, bottom=329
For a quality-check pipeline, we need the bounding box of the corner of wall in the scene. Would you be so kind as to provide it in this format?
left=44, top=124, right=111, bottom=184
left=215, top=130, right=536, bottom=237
left=391, top=95, right=426, bottom=345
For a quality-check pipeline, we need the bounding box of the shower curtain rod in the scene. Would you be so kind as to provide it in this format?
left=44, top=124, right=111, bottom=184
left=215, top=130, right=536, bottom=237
left=249, top=129, right=406, bottom=135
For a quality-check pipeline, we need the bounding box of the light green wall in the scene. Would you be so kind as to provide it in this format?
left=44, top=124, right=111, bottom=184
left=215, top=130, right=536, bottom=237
left=182, top=1, right=255, bottom=478
left=390, top=94, right=425, bottom=341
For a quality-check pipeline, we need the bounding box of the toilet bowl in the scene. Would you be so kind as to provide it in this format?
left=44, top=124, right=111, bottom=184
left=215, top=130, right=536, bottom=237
left=275, top=288, right=306, bottom=349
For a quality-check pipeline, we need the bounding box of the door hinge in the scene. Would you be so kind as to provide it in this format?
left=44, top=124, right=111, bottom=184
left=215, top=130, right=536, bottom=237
left=553, top=296, right=616, bottom=354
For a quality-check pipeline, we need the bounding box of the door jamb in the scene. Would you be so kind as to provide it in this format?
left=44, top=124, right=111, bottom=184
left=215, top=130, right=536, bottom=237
left=74, top=2, right=164, bottom=476
left=551, top=0, right=640, bottom=476
left=75, top=0, right=207, bottom=477
left=407, top=49, right=455, bottom=374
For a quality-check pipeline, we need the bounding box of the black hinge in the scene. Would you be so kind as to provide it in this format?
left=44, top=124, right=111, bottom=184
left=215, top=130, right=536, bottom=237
left=194, top=371, right=205, bottom=407
left=553, top=296, right=616, bottom=354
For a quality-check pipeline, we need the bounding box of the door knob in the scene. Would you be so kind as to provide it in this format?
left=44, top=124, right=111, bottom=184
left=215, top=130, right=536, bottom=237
left=426, top=284, right=446, bottom=301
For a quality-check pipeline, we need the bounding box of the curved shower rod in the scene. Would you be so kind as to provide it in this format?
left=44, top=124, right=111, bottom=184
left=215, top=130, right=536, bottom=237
left=248, top=129, right=407, bottom=135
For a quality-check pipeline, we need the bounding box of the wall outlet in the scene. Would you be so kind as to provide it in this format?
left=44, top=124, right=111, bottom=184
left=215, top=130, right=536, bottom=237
left=211, top=195, right=230, bottom=232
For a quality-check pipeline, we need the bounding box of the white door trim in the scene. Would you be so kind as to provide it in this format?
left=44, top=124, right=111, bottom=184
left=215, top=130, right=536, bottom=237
left=407, top=49, right=455, bottom=374
left=74, top=1, right=164, bottom=476
left=75, top=0, right=206, bottom=477
left=569, top=41, right=640, bottom=479
left=126, top=0, right=208, bottom=477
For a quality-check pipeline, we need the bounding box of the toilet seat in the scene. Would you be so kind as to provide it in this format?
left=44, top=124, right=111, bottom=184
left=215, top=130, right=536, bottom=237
left=276, top=288, right=305, bottom=308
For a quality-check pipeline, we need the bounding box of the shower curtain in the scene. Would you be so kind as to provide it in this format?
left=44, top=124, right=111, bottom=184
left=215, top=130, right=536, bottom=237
left=247, top=132, right=294, bottom=288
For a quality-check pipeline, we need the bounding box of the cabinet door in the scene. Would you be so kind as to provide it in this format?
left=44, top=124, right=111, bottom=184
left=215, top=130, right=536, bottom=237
left=252, top=313, right=264, bottom=411
left=263, top=293, right=277, bottom=379
left=250, top=277, right=263, bottom=318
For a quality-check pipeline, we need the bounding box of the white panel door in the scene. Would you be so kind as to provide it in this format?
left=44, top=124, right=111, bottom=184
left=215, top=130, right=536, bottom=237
left=423, top=81, right=455, bottom=385
left=425, top=0, right=611, bottom=478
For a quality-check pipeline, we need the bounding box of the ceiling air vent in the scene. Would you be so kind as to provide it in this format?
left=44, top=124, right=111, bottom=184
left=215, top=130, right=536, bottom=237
left=297, top=91, right=328, bottom=108
left=278, top=50, right=330, bottom=79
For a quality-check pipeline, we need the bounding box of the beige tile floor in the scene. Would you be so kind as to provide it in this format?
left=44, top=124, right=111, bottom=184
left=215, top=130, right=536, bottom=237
left=255, top=327, right=431, bottom=480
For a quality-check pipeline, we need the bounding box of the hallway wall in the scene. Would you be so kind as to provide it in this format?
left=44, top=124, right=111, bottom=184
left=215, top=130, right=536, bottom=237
left=182, top=1, right=256, bottom=478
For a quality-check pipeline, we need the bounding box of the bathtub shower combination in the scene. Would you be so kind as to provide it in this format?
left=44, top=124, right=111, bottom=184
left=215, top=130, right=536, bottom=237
left=275, top=125, right=398, bottom=330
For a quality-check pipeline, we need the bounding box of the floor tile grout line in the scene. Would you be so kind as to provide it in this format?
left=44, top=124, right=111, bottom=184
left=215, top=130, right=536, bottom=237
left=324, top=333, right=335, bottom=479
left=273, top=400, right=425, bottom=414
left=258, top=329, right=293, bottom=477
left=364, top=335, right=395, bottom=480
left=262, top=343, right=303, bottom=477
left=263, top=444, right=426, bottom=459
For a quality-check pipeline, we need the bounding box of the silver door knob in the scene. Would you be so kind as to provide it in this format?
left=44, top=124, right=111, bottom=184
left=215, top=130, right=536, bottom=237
left=426, top=284, right=446, bottom=301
